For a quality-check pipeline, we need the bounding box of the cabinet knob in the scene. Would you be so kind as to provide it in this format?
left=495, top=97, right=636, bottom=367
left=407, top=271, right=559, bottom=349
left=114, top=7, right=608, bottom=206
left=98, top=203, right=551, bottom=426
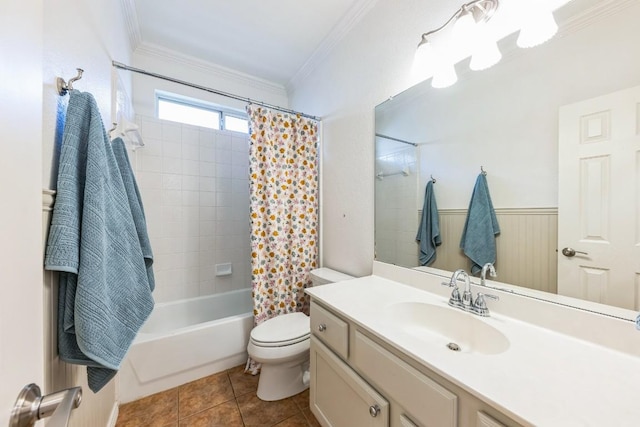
left=369, top=405, right=380, bottom=417
left=317, top=324, right=327, bottom=332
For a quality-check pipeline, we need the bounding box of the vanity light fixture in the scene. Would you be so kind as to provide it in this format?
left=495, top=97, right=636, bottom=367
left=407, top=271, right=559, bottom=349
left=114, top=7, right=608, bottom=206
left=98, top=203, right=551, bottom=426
left=414, top=0, right=559, bottom=88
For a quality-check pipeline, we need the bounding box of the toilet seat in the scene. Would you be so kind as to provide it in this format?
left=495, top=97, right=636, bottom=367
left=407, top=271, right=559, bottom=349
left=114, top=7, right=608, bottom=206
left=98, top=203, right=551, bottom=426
left=249, top=312, right=310, bottom=348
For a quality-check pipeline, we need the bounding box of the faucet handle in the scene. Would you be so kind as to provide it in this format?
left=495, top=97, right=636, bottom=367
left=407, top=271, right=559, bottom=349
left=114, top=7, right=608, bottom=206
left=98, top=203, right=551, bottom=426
left=473, top=292, right=499, bottom=317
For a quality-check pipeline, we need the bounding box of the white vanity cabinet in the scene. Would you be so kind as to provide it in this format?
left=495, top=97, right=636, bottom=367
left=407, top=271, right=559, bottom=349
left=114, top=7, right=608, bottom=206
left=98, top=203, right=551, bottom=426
left=309, top=300, right=521, bottom=427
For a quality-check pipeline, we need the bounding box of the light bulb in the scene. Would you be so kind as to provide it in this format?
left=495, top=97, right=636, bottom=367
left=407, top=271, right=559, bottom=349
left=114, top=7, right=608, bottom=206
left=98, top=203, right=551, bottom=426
left=412, top=39, right=435, bottom=78
left=470, top=27, right=501, bottom=71
left=453, top=9, right=477, bottom=44
left=432, top=60, right=457, bottom=89
left=517, top=8, right=558, bottom=48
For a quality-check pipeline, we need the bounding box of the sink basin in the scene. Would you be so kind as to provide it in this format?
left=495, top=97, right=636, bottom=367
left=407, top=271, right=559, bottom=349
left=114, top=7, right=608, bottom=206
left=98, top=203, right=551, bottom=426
left=384, top=302, right=510, bottom=355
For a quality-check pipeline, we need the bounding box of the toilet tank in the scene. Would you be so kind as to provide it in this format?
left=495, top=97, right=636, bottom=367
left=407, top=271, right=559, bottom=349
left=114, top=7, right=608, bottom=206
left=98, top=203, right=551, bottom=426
left=309, top=268, right=354, bottom=287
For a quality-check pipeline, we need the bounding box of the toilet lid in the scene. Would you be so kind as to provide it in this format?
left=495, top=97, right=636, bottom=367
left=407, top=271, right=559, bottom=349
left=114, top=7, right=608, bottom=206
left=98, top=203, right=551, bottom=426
left=250, top=312, right=310, bottom=347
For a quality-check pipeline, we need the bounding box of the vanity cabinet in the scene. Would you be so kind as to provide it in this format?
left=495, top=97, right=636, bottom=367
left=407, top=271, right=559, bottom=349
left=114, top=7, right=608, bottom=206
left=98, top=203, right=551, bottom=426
left=309, top=300, right=520, bottom=427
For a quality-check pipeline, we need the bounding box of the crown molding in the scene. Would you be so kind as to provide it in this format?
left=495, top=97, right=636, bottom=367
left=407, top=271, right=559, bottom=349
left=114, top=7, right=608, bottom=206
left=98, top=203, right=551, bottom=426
left=134, top=42, right=288, bottom=98
left=286, top=0, right=379, bottom=94
left=120, top=0, right=142, bottom=52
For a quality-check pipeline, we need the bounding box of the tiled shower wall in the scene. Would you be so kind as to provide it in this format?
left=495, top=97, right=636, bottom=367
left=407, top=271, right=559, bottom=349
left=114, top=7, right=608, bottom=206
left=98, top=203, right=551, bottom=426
left=374, top=144, right=419, bottom=267
left=133, top=116, right=251, bottom=303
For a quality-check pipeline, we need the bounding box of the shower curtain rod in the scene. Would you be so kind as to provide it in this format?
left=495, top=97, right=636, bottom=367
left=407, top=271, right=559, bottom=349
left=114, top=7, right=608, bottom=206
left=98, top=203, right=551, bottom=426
left=111, top=61, right=321, bottom=121
left=375, top=133, right=417, bottom=147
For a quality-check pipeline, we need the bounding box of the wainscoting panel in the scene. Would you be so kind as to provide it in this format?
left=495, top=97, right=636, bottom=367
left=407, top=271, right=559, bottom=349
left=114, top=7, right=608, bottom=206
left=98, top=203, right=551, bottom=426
left=43, top=189, right=118, bottom=427
left=431, top=208, right=558, bottom=294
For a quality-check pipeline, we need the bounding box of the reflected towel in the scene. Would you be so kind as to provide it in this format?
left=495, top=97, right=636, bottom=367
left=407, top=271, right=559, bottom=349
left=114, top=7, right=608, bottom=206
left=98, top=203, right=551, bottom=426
left=44, top=91, right=154, bottom=392
left=459, top=174, right=500, bottom=274
left=416, top=181, right=441, bottom=265
left=636, top=313, right=640, bottom=330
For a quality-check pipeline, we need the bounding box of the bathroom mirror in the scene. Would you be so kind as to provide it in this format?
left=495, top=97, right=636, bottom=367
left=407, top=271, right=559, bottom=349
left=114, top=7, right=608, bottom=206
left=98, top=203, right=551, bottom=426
left=374, top=0, right=640, bottom=312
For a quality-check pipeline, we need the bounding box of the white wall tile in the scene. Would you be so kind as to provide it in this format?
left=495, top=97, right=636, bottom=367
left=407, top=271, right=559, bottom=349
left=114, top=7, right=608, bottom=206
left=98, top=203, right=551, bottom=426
left=182, top=159, right=200, bottom=176
left=182, top=175, right=199, bottom=191
left=163, top=141, right=182, bottom=158
left=215, top=178, right=232, bottom=192
left=162, top=189, right=182, bottom=206
left=216, top=163, right=232, bottom=179
left=182, top=143, right=200, bottom=160
left=199, top=130, right=215, bottom=146
left=215, top=148, right=232, bottom=164
left=199, top=191, right=216, bottom=207
left=199, top=146, right=215, bottom=162
left=137, top=171, right=163, bottom=190
left=182, top=127, right=200, bottom=146
left=162, top=122, right=181, bottom=142
left=162, top=157, right=182, bottom=174
left=199, top=177, right=215, bottom=192
left=140, top=117, right=162, bottom=139
left=182, top=190, right=200, bottom=207
left=162, top=174, right=182, bottom=190
left=216, top=134, right=232, bottom=150
left=199, top=161, right=215, bottom=177
left=139, top=154, right=163, bottom=173
left=216, top=192, right=232, bottom=207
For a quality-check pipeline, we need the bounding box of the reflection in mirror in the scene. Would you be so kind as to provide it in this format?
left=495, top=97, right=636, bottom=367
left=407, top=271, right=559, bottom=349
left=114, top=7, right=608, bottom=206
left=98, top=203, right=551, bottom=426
left=374, top=0, right=640, bottom=311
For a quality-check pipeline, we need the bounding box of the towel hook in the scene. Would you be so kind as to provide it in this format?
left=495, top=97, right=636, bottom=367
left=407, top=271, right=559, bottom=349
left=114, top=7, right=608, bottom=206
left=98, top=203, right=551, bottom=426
left=431, top=174, right=436, bottom=183
left=481, top=166, right=487, bottom=176
left=57, top=68, right=84, bottom=96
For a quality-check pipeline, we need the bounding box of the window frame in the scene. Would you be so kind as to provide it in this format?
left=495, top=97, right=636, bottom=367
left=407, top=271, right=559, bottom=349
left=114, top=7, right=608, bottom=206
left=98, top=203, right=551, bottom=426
left=155, top=91, right=249, bottom=133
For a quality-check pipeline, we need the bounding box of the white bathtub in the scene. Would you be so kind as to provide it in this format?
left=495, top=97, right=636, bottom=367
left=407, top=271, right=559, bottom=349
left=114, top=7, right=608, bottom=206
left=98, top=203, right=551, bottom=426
left=118, top=288, right=253, bottom=403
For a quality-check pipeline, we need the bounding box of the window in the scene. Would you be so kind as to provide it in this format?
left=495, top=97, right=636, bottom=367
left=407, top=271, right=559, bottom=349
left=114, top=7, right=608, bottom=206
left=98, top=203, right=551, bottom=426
left=157, top=94, right=249, bottom=133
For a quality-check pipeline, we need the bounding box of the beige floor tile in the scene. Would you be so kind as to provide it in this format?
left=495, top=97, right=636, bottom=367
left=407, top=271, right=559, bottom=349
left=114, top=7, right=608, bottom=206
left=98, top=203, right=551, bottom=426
left=179, top=372, right=235, bottom=418
left=237, top=393, right=299, bottom=426
left=301, top=407, right=321, bottom=427
left=228, top=366, right=260, bottom=398
left=273, top=412, right=309, bottom=427
left=178, top=400, right=244, bottom=427
left=116, top=388, right=178, bottom=427
left=291, top=389, right=309, bottom=411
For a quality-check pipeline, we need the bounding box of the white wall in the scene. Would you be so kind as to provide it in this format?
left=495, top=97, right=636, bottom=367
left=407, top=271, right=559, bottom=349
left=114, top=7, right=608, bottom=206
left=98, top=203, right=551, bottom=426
left=289, top=0, right=455, bottom=276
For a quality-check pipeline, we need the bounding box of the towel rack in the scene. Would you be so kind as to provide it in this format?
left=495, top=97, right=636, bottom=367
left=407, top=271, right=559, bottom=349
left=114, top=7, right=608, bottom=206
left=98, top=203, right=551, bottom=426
left=57, top=68, right=84, bottom=96
left=430, top=175, right=436, bottom=183
left=376, top=167, right=410, bottom=180
left=480, top=166, right=487, bottom=176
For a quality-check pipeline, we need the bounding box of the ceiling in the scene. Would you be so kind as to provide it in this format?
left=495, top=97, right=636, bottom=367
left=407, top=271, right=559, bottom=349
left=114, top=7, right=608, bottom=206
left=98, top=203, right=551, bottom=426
left=130, top=0, right=369, bottom=87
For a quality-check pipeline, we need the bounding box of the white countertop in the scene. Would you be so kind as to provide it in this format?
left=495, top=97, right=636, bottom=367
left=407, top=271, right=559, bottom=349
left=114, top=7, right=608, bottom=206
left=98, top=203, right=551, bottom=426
left=306, top=275, right=640, bottom=427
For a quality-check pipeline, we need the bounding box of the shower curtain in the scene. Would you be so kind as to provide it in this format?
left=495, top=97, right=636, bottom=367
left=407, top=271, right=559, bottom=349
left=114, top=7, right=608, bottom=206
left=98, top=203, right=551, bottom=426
left=246, top=105, right=319, bottom=373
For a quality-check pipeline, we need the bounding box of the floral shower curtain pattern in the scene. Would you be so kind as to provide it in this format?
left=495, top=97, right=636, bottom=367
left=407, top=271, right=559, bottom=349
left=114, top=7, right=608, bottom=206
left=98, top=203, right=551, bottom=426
left=247, top=105, right=319, bottom=328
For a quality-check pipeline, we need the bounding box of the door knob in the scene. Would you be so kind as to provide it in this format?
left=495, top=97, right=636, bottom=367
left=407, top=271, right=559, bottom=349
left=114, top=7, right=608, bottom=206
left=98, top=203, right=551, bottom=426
left=10, top=383, right=82, bottom=427
left=562, top=247, right=588, bottom=257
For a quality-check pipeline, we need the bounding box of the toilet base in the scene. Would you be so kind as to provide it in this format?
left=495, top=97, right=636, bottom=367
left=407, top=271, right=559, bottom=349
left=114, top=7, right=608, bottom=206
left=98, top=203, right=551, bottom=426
left=256, top=356, right=310, bottom=401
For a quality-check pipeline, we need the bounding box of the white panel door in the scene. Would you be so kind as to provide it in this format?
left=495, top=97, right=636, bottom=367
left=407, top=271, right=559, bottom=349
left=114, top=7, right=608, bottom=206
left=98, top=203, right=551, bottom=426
left=558, top=85, right=640, bottom=309
left=0, top=1, right=45, bottom=424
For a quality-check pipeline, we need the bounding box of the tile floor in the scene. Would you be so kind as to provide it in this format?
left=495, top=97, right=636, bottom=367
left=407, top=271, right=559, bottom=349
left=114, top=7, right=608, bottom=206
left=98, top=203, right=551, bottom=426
left=115, top=365, right=321, bottom=427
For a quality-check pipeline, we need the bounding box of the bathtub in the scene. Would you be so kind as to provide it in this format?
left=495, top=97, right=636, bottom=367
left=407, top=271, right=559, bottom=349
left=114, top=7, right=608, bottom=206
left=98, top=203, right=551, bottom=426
left=118, top=288, right=253, bottom=403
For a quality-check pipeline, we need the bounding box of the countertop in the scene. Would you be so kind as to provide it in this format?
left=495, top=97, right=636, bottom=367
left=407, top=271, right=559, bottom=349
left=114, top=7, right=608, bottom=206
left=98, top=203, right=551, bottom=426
left=306, top=275, right=640, bottom=426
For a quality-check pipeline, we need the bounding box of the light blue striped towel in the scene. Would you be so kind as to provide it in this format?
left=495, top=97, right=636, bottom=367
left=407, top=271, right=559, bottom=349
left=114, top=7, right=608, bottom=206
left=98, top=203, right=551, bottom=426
left=416, top=180, right=441, bottom=265
left=460, top=173, right=500, bottom=274
left=45, top=90, right=154, bottom=392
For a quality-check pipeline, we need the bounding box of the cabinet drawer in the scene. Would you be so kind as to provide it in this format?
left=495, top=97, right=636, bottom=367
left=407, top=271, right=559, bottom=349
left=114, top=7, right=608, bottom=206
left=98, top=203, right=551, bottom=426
left=311, top=303, right=349, bottom=359
left=310, top=335, right=389, bottom=427
left=354, top=331, right=458, bottom=427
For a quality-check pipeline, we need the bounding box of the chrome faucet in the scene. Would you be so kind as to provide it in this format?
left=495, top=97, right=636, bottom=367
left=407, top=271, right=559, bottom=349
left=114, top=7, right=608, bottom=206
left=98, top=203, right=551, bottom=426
left=442, top=268, right=499, bottom=317
left=480, top=262, right=497, bottom=287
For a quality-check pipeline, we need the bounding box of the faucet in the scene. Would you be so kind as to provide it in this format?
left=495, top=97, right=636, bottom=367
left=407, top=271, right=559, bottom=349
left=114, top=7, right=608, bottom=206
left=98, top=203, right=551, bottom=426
left=442, top=269, right=470, bottom=309
left=480, top=263, right=497, bottom=287
left=442, top=268, right=499, bottom=316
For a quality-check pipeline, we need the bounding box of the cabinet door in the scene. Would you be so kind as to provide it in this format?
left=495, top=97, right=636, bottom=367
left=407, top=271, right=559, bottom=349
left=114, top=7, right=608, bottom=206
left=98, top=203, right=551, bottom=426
left=310, top=335, right=389, bottom=427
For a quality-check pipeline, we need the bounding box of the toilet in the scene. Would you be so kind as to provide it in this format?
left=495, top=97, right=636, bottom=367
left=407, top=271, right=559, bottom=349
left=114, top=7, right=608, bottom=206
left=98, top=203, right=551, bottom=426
left=247, top=267, right=354, bottom=401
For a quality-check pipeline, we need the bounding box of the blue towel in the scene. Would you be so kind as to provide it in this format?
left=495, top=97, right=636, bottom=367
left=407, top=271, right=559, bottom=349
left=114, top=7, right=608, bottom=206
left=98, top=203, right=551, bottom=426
left=416, top=181, right=441, bottom=265
left=636, top=313, right=640, bottom=330
left=112, top=137, right=155, bottom=291
left=460, top=174, right=500, bottom=274
left=44, top=90, right=154, bottom=392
